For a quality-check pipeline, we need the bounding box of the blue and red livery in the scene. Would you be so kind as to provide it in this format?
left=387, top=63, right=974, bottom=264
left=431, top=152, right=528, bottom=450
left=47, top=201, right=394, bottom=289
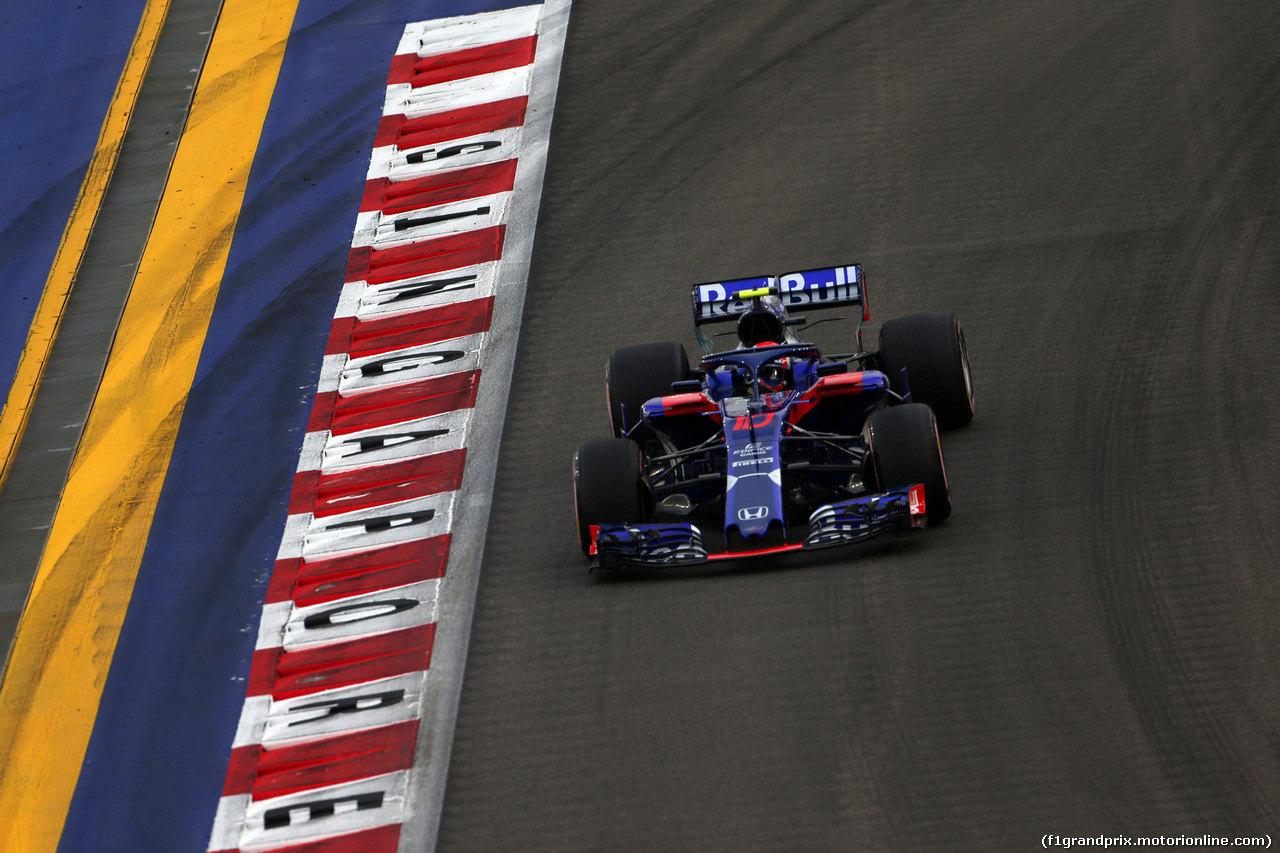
left=573, top=264, right=974, bottom=571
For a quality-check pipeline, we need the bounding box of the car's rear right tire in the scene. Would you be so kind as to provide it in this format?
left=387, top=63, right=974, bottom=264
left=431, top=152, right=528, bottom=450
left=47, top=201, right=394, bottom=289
left=573, top=438, right=652, bottom=555
left=606, top=342, right=690, bottom=440
left=865, top=403, right=951, bottom=523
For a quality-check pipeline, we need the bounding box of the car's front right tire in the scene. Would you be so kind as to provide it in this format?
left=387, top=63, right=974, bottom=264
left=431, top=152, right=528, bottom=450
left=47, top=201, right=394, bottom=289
left=573, top=438, right=652, bottom=555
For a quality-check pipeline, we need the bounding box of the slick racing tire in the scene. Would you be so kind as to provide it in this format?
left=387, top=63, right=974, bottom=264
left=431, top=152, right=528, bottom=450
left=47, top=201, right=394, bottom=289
left=606, top=342, right=690, bottom=441
left=878, top=312, right=974, bottom=429
left=573, top=438, right=653, bottom=555
left=865, top=403, right=951, bottom=524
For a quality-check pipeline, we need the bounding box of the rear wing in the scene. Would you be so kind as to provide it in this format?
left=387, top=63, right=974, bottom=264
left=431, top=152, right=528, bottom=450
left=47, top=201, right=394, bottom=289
left=689, top=264, right=868, bottom=350
left=691, top=265, right=867, bottom=324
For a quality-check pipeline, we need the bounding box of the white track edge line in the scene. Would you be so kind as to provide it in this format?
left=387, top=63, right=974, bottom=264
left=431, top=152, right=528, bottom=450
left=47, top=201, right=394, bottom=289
left=395, top=1, right=571, bottom=849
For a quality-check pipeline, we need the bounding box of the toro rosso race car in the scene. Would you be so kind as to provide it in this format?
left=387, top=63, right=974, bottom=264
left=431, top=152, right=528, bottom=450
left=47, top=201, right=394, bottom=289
left=573, top=264, right=974, bottom=571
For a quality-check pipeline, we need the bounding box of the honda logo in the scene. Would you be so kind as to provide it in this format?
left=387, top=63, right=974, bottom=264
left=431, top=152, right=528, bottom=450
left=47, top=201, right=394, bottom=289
left=737, top=506, right=768, bottom=521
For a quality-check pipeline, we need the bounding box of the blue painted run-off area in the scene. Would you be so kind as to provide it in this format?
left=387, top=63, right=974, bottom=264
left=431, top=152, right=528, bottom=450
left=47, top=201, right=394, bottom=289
left=57, top=1, right=534, bottom=851
left=0, top=1, right=148, bottom=410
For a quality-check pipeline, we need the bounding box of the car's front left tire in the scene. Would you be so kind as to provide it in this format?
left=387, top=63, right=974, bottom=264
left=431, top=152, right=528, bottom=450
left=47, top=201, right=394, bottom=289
left=865, top=403, right=951, bottom=524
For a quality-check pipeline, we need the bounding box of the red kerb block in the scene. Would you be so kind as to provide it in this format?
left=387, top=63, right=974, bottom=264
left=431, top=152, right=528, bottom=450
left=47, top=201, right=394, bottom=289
left=387, top=36, right=537, bottom=88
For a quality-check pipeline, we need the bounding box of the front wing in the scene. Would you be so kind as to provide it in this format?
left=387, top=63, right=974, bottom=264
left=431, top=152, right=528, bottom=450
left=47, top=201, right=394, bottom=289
left=588, top=484, right=927, bottom=571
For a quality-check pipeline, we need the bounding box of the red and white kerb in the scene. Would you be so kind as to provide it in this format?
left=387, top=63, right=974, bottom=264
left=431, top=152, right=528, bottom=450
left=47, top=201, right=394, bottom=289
left=208, top=6, right=550, bottom=851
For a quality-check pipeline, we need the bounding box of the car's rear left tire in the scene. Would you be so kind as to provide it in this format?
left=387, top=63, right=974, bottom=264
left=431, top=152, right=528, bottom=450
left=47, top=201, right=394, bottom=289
left=878, top=311, right=974, bottom=429
left=573, top=438, right=653, bottom=555
left=865, top=403, right=951, bottom=524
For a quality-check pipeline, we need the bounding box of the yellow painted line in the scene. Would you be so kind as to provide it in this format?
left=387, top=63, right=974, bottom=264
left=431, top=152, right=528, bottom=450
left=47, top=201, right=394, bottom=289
left=0, top=1, right=171, bottom=493
left=0, top=0, right=300, bottom=848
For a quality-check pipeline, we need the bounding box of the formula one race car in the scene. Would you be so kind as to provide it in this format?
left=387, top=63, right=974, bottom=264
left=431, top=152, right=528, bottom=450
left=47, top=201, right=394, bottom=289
left=572, top=264, right=974, bottom=570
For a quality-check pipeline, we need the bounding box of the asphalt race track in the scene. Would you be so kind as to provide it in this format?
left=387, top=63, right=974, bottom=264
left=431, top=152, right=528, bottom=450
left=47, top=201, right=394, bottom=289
left=0, top=1, right=1275, bottom=851
left=438, top=1, right=1279, bottom=850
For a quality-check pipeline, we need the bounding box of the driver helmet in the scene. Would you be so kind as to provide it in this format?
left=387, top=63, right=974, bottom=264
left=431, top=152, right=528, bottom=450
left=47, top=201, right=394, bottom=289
left=755, top=343, right=791, bottom=394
